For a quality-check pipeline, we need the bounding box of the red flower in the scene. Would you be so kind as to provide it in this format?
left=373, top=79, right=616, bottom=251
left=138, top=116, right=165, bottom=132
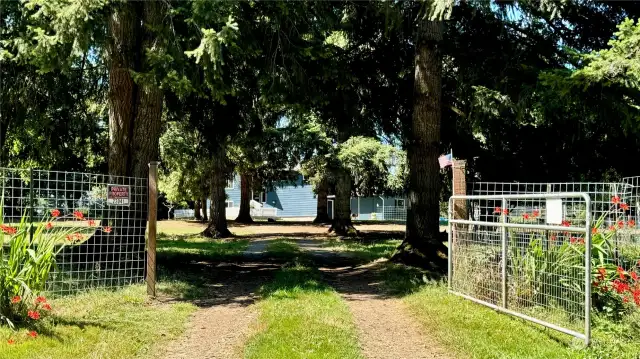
left=634, top=289, right=640, bottom=306
left=74, top=233, right=84, bottom=240
left=11, top=296, right=21, bottom=304
left=628, top=220, right=636, bottom=228
left=618, top=220, right=625, bottom=229
left=87, top=219, right=96, bottom=226
left=631, top=272, right=639, bottom=281
left=597, top=267, right=607, bottom=281
left=494, top=207, right=502, bottom=214
left=103, top=226, right=112, bottom=233
left=1, top=225, right=17, bottom=235
left=623, top=296, right=630, bottom=303
left=523, top=213, right=530, bottom=220
left=612, top=280, right=630, bottom=294
left=550, top=235, right=557, bottom=241
left=7, top=339, right=15, bottom=345
left=561, top=220, right=571, bottom=227
left=50, top=209, right=60, bottom=217
left=66, top=234, right=73, bottom=241
left=620, top=203, right=630, bottom=211
left=533, top=209, right=540, bottom=218
left=612, top=196, right=621, bottom=204
left=570, top=237, right=578, bottom=244
left=617, top=266, right=626, bottom=279
left=35, top=296, right=46, bottom=304
left=579, top=238, right=585, bottom=245
left=592, top=227, right=599, bottom=235
left=502, top=208, right=509, bottom=215
left=45, top=222, right=53, bottom=230
left=27, top=331, right=37, bottom=338
left=42, top=303, right=52, bottom=311
left=27, top=311, right=40, bottom=320
left=73, top=210, right=84, bottom=220
left=608, top=225, right=616, bottom=231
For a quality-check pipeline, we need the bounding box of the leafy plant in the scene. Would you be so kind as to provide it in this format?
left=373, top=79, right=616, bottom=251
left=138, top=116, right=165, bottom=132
left=0, top=203, right=111, bottom=330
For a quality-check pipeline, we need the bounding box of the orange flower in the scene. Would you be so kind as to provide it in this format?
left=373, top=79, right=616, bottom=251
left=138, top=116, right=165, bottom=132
left=502, top=208, right=509, bottom=215
left=550, top=235, right=557, bottom=241
left=628, top=220, right=636, bottom=228
left=103, top=226, right=112, bottom=233
left=65, top=234, right=74, bottom=242
left=7, top=339, right=15, bottom=345
left=45, top=222, right=53, bottom=230
left=523, top=213, right=530, bottom=220
left=50, top=209, right=60, bottom=217
left=42, top=303, right=52, bottom=311
left=631, top=272, right=639, bottom=282
left=73, top=210, right=84, bottom=220
left=27, top=311, right=40, bottom=320
left=493, top=207, right=502, bottom=214
left=592, top=227, right=599, bottom=235
left=532, top=209, right=540, bottom=218
left=11, top=295, right=21, bottom=304
left=35, top=296, right=47, bottom=304
left=87, top=219, right=96, bottom=226
left=1, top=225, right=17, bottom=235
left=612, top=196, right=621, bottom=204
left=620, top=203, right=630, bottom=211
left=608, top=225, right=616, bottom=231
left=27, top=331, right=37, bottom=338
left=618, top=220, right=625, bottom=229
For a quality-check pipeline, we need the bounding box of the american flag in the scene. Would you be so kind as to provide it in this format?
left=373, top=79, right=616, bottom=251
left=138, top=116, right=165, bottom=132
left=438, top=153, right=453, bottom=168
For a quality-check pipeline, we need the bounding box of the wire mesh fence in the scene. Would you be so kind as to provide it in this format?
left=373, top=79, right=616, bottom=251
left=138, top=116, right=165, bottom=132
left=470, top=181, right=640, bottom=268
left=372, top=206, right=407, bottom=222
left=1, top=167, right=148, bottom=295
left=173, top=209, right=195, bottom=219
left=448, top=193, right=592, bottom=344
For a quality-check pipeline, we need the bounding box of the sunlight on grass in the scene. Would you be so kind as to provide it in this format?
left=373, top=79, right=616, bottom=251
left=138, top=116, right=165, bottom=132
left=321, top=239, right=402, bottom=261
left=382, top=264, right=640, bottom=359
left=157, top=236, right=248, bottom=262
left=264, top=239, right=301, bottom=260
left=0, top=285, right=195, bottom=359
left=244, top=260, right=362, bottom=359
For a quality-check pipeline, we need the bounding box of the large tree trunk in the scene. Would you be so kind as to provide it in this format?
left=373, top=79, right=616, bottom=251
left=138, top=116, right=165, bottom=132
left=235, top=173, right=254, bottom=223
left=313, top=174, right=331, bottom=224
left=201, top=196, right=209, bottom=222
left=203, top=150, right=231, bottom=238
left=194, top=199, right=202, bottom=220
left=392, top=19, right=447, bottom=271
left=66, top=1, right=164, bottom=280
left=329, top=166, right=357, bottom=236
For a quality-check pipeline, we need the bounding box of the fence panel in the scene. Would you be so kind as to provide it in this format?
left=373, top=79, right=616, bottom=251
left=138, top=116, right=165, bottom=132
left=1, top=167, right=148, bottom=295
left=448, top=193, right=592, bottom=345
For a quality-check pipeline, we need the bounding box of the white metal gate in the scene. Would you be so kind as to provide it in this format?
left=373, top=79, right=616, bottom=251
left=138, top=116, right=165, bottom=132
left=448, top=193, right=592, bottom=345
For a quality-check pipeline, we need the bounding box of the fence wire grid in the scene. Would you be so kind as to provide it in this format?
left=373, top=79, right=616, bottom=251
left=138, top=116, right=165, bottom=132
left=449, top=193, right=592, bottom=344
left=1, top=167, right=148, bottom=295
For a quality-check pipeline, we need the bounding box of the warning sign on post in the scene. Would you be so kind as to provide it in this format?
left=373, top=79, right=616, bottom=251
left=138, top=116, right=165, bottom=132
left=107, top=184, right=131, bottom=206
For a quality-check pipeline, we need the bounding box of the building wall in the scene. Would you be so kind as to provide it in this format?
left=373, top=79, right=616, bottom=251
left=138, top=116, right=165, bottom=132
left=208, top=173, right=405, bottom=219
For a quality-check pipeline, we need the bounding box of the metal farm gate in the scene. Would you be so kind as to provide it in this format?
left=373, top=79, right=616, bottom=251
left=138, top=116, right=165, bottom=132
left=448, top=193, right=593, bottom=345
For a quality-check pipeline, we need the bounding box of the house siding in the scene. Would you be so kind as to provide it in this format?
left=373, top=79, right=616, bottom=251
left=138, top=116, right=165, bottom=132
left=207, top=173, right=404, bottom=220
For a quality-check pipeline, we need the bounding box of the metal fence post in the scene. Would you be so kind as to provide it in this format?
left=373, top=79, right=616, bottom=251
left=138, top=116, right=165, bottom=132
left=501, top=197, right=508, bottom=308
left=147, top=161, right=159, bottom=297
left=447, top=197, right=453, bottom=291
left=584, top=195, right=592, bottom=346
left=29, top=168, right=34, bottom=241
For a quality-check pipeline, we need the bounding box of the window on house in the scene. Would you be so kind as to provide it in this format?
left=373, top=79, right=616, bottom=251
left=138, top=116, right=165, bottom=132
left=253, top=191, right=266, bottom=203
left=394, top=199, right=405, bottom=207
left=226, top=175, right=234, bottom=189
left=225, top=201, right=234, bottom=208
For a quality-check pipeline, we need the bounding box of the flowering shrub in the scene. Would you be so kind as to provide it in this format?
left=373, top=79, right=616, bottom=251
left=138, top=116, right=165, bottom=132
left=0, top=206, right=112, bottom=332
left=495, top=195, right=639, bottom=317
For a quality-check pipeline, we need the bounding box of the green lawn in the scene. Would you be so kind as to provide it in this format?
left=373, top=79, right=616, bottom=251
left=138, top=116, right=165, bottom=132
left=370, top=263, right=640, bottom=359
left=0, top=285, right=195, bottom=359
left=244, top=251, right=362, bottom=359
left=321, top=238, right=402, bottom=262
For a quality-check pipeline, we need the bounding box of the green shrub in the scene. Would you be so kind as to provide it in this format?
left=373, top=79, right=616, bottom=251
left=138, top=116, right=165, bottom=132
left=0, top=207, right=108, bottom=330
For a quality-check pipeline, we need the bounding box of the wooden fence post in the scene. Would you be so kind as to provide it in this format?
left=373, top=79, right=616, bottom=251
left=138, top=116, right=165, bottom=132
left=147, top=161, right=159, bottom=297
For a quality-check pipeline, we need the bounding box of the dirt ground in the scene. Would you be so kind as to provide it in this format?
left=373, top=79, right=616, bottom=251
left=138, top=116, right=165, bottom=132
left=158, top=221, right=447, bottom=359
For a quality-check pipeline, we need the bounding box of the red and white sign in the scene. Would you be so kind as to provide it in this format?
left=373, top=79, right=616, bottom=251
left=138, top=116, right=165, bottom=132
left=107, top=184, right=130, bottom=206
